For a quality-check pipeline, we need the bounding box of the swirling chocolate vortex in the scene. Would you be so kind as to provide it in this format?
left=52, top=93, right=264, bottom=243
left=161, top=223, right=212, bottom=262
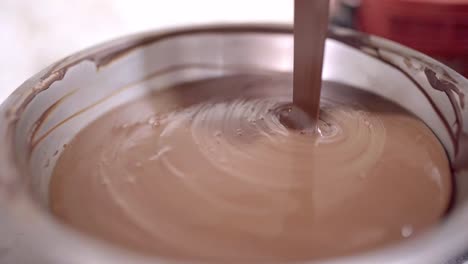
left=50, top=74, right=452, bottom=262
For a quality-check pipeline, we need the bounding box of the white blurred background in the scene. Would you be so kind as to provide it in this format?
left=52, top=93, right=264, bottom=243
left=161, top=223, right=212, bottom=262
left=0, top=0, right=298, bottom=103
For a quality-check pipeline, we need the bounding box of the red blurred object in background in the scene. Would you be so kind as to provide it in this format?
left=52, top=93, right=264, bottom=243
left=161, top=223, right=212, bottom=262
left=358, top=0, right=468, bottom=77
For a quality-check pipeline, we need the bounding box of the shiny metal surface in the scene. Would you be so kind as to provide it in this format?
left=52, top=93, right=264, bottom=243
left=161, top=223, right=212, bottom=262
left=0, top=24, right=467, bottom=263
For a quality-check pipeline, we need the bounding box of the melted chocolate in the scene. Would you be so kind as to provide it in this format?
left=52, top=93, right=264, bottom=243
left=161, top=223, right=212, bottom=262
left=49, top=75, right=452, bottom=262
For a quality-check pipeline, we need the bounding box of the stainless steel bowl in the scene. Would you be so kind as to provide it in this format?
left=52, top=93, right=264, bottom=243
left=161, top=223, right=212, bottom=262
left=0, top=24, right=467, bottom=264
